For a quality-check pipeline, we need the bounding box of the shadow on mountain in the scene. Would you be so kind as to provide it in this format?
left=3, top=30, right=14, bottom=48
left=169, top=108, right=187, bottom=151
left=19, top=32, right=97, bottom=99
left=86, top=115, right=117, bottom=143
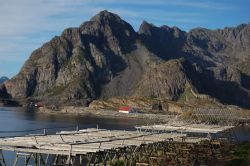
left=137, top=22, right=184, bottom=59
left=138, top=25, right=217, bottom=68
left=198, top=70, right=250, bottom=108
left=241, top=73, right=250, bottom=90
left=0, top=85, right=20, bottom=106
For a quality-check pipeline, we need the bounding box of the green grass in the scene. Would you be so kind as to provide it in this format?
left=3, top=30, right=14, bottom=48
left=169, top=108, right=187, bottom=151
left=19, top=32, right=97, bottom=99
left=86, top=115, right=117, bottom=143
left=46, top=85, right=66, bottom=96
left=227, top=142, right=250, bottom=166
left=178, top=87, right=195, bottom=102
left=234, top=142, right=250, bottom=158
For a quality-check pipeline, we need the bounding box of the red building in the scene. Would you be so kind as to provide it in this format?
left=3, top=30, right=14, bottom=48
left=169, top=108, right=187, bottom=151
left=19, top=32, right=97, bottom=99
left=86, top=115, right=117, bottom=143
left=118, top=106, right=136, bottom=113
left=35, top=101, right=44, bottom=108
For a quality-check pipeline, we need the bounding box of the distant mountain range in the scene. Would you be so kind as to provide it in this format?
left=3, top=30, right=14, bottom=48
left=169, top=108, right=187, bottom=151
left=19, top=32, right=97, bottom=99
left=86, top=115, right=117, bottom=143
left=0, top=76, right=8, bottom=84
left=0, top=10, right=249, bottom=108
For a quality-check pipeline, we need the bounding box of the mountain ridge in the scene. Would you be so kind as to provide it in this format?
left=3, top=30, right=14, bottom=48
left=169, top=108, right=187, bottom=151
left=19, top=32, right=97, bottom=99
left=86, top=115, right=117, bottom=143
left=1, top=10, right=250, bottom=108
left=0, top=76, right=8, bottom=84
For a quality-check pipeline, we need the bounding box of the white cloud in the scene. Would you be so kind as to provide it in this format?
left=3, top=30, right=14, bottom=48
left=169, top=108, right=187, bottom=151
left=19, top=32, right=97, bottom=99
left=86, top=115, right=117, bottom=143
left=0, top=0, right=239, bottom=77
left=0, top=0, right=236, bottom=37
left=76, top=0, right=237, bottom=10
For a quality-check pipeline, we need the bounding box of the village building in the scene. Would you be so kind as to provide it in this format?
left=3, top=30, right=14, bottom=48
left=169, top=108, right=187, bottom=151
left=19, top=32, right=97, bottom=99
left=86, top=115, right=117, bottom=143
left=118, top=106, right=137, bottom=113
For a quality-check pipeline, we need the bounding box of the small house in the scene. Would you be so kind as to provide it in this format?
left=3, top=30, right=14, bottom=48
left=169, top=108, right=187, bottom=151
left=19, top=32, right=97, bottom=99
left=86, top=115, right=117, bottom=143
left=118, top=106, right=136, bottom=114
left=35, top=101, right=44, bottom=108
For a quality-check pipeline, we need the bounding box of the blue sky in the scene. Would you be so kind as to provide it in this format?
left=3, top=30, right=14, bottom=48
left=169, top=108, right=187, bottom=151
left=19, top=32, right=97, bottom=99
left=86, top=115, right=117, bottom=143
left=0, top=0, right=249, bottom=78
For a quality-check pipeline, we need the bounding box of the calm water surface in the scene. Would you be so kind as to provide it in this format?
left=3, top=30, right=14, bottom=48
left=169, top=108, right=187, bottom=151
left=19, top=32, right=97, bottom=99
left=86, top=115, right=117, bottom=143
left=0, top=107, right=147, bottom=135
left=0, top=107, right=148, bottom=165
left=0, top=107, right=249, bottom=165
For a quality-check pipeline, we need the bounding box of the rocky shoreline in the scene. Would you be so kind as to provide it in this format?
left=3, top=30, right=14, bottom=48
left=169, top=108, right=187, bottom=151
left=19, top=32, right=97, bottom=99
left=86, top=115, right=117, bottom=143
left=37, top=106, right=178, bottom=123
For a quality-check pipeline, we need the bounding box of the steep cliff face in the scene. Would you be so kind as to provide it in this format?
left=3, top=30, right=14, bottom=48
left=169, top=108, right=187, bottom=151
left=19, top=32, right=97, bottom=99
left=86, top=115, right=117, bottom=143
left=186, top=24, right=250, bottom=72
left=1, top=11, right=250, bottom=108
left=4, top=10, right=136, bottom=106
left=135, top=59, right=196, bottom=100
left=138, top=21, right=186, bottom=60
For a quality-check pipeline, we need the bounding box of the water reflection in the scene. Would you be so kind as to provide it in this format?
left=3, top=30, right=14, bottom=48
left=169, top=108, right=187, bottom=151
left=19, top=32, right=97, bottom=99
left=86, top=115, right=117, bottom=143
left=0, top=107, right=148, bottom=165
left=0, top=107, right=147, bottom=136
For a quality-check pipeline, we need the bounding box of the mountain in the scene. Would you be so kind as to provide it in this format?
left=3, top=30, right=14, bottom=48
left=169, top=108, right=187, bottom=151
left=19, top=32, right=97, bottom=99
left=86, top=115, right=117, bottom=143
left=0, top=76, right=8, bottom=84
left=1, top=10, right=250, bottom=108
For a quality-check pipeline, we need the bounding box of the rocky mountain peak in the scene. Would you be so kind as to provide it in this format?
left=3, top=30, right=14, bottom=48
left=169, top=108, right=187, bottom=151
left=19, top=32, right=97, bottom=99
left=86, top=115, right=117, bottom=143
left=80, top=10, right=136, bottom=55
left=138, top=22, right=186, bottom=60
left=217, top=23, right=250, bottom=52
left=90, top=10, right=122, bottom=23
left=138, top=21, right=156, bottom=35
left=81, top=10, right=135, bottom=34
left=1, top=11, right=250, bottom=108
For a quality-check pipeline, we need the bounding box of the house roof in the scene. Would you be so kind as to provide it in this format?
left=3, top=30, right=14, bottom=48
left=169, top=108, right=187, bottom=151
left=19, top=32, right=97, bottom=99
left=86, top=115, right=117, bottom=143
left=119, top=106, right=130, bottom=111
left=36, top=101, right=44, bottom=107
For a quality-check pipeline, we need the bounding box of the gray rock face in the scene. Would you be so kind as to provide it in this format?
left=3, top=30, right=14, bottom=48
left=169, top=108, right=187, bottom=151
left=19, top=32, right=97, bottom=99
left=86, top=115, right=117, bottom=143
left=135, top=59, right=195, bottom=100
left=138, top=21, right=186, bottom=60
left=1, top=11, right=250, bottom=108
left=3, top=10, right=136, bottom=106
